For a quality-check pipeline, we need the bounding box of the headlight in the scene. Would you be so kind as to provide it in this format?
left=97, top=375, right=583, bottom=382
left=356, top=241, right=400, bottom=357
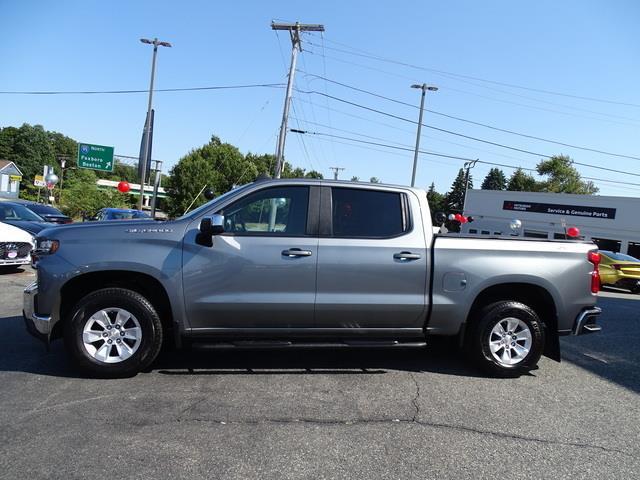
left=35, top=238, right=60, bottom=255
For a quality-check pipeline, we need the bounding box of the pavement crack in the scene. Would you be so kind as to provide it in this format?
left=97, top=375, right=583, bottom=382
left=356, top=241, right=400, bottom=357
left=178, top=396, right=208, bottom=420
left=146, top=415, right=630, bottom=457
left=407, top=371, right=421, bottom=422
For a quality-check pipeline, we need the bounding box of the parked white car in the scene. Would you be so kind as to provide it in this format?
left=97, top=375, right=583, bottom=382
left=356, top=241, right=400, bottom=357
left=0, top=221, right=34, bottom=271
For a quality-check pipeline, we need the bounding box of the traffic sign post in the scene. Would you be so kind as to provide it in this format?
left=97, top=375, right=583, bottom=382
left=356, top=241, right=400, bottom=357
left=77, top=143, right=114, bottom=172
left=33, top=175, right=46, bottom=187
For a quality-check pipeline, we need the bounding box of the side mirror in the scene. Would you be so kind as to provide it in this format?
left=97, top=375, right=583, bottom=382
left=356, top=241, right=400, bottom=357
left=210, top=214, right=225, bottom=234
left=434, top=211, right=447, bottom=225
left=196, top=214, right=224, bottom=247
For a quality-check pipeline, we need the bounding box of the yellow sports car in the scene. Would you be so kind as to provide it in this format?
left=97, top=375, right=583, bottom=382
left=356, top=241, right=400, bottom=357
left=599, top=250, right=640, bottom=294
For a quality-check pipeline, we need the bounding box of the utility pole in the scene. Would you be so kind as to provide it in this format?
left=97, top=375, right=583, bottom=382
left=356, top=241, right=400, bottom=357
left=410, top=83, right=438, bottom=187
left=150, top=160, right=163, bottom=219
left=462, top=159, right=478, bottom=213
left=138, top=37, right=171, bottom=211
left=329, top=167, right=345, bottom=180
left=271, top=21, right=324, bottom=178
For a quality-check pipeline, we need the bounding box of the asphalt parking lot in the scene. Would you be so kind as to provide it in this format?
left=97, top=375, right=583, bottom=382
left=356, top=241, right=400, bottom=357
left=1, top=268, right=638, bottom=479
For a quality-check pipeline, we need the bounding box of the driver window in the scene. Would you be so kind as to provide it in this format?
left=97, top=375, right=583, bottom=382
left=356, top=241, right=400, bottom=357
left=220, top=186, right=309, bottom=236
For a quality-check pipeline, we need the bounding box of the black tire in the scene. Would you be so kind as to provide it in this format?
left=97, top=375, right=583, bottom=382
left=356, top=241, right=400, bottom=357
left=467, top=301, right=545, bottom=377
left=63, top=288, right=163, bottom=378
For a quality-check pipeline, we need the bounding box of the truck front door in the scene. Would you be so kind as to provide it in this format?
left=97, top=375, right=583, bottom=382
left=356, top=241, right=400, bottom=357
left=182, top=185, right=319, bottom=330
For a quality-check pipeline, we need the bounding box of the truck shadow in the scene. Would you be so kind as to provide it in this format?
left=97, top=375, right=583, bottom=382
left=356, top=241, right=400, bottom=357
left=152, top=337, right=487, bottom=378
left=0, top=313, right=487, bottom=378
left=3, top=295, right=638, bottom=390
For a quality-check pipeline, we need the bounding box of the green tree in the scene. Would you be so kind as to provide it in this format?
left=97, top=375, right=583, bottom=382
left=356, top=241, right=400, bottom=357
left=245, top=153, right=276, bottom=176
left=0, top=124, right=56, bottom=198
left=445, top=168, right=471, bottom=213
left=165, top=135, right=258, bottom=217
left=61, top=168, right=130, bottom=219
left=369, top=177, right=380, bottom=183
left=0, top=124, right=82, bottom=200
left=304, top=170, right=323, bottom=179
left=350, top=176, right=360, bottom=182
left=536, top=155, right=598, bottom=194
left=507, top=168, right=539, bottom=192
left=426, top=182, right=445, bottom=223
left=481, top=168, right=507, bottom=190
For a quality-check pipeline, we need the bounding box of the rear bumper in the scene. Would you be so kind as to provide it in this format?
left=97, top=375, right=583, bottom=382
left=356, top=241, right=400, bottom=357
left=23, top=281, right=52, bottom=343
left=572, top=306, right=602, bottom=335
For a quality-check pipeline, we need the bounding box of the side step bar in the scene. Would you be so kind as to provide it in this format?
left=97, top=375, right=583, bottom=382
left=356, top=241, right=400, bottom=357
left=191, top=340, right=427, bottom=350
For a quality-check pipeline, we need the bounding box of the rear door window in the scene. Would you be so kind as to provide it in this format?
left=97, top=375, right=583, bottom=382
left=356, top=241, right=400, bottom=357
left=331, top=188, right=407, bottom=238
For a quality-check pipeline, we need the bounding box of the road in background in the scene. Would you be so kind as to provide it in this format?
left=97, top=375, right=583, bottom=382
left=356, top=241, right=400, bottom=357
left=1, top=269, right=638, bottom=479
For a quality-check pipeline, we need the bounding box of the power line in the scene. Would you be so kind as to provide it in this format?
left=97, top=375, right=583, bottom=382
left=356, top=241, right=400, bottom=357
left=300, top=72, right=640, bottom=161
left=294, top=88, right=640, bottom=178
left=296, top=96, right=640, bottom=186
left=0, top=83, right=285, bottom=95
left=305, top=131, right=640, bottom=193
left=303, top=50, right=640, bottom=127
left=303, top=38, right=640, bottom=109
left=290, top=128, right=640, bottom=189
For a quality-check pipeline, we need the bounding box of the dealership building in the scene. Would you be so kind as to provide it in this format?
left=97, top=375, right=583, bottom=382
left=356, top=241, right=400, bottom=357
left=461, top=189, right=640, bottom=257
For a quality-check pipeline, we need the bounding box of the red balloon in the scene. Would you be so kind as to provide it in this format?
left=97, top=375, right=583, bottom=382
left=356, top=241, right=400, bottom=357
left=453, top=213, right=463, bottom=222
left=117, top=181, right=130, bottom=193
left=567, top=226, right=580, bottom=238
left=459, top=215, right=468, bottom=224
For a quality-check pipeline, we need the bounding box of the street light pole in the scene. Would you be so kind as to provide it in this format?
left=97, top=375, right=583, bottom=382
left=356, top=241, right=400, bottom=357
left=410, top=83, right=438, bottom=187
left=138, top=37, right=171, bottom=211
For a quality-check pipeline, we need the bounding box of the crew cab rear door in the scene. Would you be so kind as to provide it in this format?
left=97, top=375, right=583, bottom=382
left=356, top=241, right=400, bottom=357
left=182, top=185, right=319, bottom=330
left=315, top=186, right=428, bottom=331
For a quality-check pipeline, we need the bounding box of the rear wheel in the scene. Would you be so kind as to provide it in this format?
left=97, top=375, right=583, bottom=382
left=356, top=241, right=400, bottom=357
left=64, top=288, right=163, bottom=378
left=467, top=301, right=545, bottom=377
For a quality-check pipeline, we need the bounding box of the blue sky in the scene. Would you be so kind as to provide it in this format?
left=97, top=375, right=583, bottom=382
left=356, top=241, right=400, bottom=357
left=1, top=0, right=639, bottom=196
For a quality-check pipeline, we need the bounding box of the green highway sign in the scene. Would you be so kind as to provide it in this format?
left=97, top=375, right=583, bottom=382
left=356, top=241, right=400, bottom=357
left=77, top=143, right=114, bottom=172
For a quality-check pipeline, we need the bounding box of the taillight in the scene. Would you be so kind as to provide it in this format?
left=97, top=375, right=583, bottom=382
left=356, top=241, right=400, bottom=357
left=588, top=250, right=601, bottom=294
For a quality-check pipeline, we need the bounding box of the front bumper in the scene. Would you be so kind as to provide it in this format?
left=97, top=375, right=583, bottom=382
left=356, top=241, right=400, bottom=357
left=572, top=306, right=602, bottom=335
left=1, top=257, right=30, bottom=267
left=23, top=281, right=53, bottom=343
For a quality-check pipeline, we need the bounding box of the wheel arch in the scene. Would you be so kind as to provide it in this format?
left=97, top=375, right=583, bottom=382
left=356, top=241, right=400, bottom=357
left=54, top=270, right=175, bottom=345
left=462, top=282, right=560, bottom=361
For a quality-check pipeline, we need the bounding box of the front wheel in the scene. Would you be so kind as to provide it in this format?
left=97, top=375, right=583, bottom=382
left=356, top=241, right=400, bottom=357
left=467, top=301, right=545, bottom=377
left=64, top=288, right=163, bottom=378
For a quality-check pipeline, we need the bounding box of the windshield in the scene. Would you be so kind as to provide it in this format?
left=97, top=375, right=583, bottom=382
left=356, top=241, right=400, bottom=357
left=0, top=203, right=45, bottom=222
left=27, top=203, right=65, bottom=216
left=108, top=210, right=150, bottom=220
left=601, top=251, right=640, bottom=262
left=177, top=184, right=253, bottom=220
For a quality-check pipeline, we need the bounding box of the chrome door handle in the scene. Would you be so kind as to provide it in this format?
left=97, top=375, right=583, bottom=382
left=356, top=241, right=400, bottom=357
left=282, top=248, right=313, bottom=257
left=393, top=251, right=421, bottom=261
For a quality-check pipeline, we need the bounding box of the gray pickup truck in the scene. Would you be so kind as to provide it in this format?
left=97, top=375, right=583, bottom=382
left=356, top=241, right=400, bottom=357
left=24, top=179, right=602, bottom=377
